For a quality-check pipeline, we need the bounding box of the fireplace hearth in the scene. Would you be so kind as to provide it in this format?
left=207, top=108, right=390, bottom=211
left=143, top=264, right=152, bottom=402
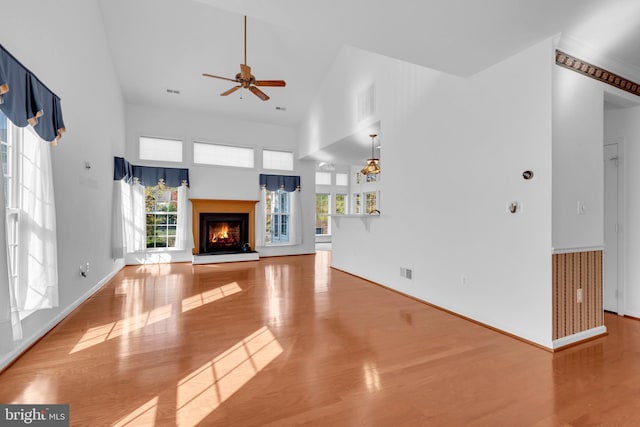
left=199, top=212, right=249, bottom=254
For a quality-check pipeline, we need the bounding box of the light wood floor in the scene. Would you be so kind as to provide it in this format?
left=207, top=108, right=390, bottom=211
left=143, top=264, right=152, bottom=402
left=1, top=252, right=639, bottom=426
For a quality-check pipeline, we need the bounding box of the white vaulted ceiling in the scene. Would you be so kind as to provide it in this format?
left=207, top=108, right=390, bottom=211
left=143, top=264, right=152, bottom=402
left=98, top=0, right=640, bottom=128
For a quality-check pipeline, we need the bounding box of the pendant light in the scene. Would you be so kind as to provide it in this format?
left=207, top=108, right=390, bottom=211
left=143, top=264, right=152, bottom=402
left=361, top=134, right=381, bottom=175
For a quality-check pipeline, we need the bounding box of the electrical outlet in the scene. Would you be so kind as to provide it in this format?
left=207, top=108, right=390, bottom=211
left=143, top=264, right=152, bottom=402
left=400, top=267, right=412, bottom=279
left=577, top=288, right=583, bottom=304
left=80, top=262, right=90, bottom=278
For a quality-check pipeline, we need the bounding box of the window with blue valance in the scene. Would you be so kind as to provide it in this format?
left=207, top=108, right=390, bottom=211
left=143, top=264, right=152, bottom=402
left=259, top=174, right=301, bottom=192
left=0, top=44, right=66, bottom=144
left=113, top=157, right=190, bottom=187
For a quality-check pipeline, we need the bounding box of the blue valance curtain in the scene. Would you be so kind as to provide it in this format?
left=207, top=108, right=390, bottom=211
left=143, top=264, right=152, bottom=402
left=113, top=157, right=190, bottom=187
left=259, top=174, right=301, bottom=192
left=0, top=45, right=65, bottom=144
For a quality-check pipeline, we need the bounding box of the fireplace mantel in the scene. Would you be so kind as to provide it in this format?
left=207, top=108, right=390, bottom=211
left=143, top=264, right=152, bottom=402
left=190, top=199, right=259, bottom=255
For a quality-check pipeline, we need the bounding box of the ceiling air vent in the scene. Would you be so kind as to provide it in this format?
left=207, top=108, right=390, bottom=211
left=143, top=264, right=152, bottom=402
left=357, top=84, right=375, bottom=122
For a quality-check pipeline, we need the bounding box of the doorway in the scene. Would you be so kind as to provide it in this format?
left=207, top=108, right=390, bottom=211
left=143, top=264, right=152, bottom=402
left=603, top=139, right=623, bottom=313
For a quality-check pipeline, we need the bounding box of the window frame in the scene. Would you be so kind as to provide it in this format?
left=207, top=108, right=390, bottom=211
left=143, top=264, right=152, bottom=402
left=193, top=141, right=255, bottom=169
left=315, top=192, right=330, bottom=235
left=264, top=189, right=291, bottom=245
left=139, top=136, right=183, bottom=163
left=144, top=183, right=179, bottom=249
left=262, top=149, right=294, bottom=171
left=1, top=112, right=19, bottom=288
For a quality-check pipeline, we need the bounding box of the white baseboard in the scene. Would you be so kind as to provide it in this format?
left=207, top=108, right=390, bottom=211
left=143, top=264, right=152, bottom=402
left=0, top=265, right=123, bottom=372
left=552, top=325, right=607, bottom=350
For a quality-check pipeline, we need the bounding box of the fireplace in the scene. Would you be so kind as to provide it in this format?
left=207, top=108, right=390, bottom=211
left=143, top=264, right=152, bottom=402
left=199, top=213, right=249, bottom=254
left=190, top=199, right=258, bottom=259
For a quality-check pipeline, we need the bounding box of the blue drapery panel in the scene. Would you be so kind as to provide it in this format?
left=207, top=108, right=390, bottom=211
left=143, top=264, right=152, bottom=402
left=113, top=157, right=190, bottom=187
left=0, top=45, right=66, bottom=143
left=259, top=174, right=301, bottom=192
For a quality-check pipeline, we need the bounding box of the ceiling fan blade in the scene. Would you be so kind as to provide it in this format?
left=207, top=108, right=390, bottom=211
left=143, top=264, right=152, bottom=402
left=202, top=73, right=238, bottom=83
left=254, top=80, right=286, bottom=87
left=249, top=85, right=270, bottom=101
left=240, top=64, right=252, bottom=81
left=220, top=85, right=242, bottom=96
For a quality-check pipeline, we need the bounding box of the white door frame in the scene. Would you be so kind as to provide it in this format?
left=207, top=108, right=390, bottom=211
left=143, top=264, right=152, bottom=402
left=604, top=137, right=625, bottom=316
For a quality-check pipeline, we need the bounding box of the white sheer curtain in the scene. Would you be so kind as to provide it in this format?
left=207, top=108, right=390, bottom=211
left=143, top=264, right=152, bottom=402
left=289, top=190, right=302, bottom=245
left=256, top=187, right=267, bottom=247
left=0, top=164, right=22, bottom=342
left=176, top=183, right=193, bottom=250
left=112, top=179, right=146, bottom=258
left=130, top=181, right=145, bottom=252
left=111, top=180, right=125, bottom=259
left=17, top=128, right=58, bottom=318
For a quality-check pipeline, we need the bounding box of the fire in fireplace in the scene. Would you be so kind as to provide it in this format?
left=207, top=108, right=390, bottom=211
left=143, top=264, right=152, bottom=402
left=209, top=222, right=240, bottom=249
left=199, top=213, right=249, bottom=254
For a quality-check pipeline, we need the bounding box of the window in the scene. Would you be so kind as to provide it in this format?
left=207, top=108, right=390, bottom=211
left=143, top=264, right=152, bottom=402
left=1, top=111, right=58, bottom=320
left=194, top=142, right=254, bottom=168
left=365, top=191, right=378, bottom=213
left=354, top=193, right=361, bottom=214
left=315, top=172, right=331, bottom=186
left=139, top=136, right=183, bottom=162
left=336, top=173, right=349, bottom=186
left=335, top=194, right=347, bottom=214
left=265, top=190, right=290, bottom=243
left=316, top=193, right=330, bottom=235
left=0, top=111, right=17, bottom=286
left=263, top=149, right=294, bottom=171
left=145, top=183, right=178, bottom=248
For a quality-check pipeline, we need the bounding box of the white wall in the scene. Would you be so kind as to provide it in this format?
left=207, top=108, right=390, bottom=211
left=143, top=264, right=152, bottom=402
left=552, top=66, right=604, bottom=250
left=301, top=41, right=555, bottom=347
left=605, top=104, right=640, bottom=317
left=0, top=0, right=126, bottom=369
left=125, top=104, right=316, bottom=258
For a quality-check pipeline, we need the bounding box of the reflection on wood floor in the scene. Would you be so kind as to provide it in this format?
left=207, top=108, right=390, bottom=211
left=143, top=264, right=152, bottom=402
left=1, top=252, right=639, bottom=426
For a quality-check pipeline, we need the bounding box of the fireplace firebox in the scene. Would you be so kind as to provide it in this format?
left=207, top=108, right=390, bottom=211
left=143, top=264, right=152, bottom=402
left=199, top=213, right=249, bottom=254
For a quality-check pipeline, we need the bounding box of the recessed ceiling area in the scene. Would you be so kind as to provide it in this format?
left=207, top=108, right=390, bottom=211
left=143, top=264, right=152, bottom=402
left=303, top=122, right=381, bottom=168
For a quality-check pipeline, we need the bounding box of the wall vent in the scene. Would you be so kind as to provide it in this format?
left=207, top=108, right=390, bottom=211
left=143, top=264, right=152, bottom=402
left=357, top=84, right=375, bottom=122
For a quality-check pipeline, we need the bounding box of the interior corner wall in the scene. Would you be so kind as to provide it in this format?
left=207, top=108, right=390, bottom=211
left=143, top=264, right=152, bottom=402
left=124, top=104, right=316, bottom=258
left=552, top=66, right=604, bottom=250
left=0, top=0, right=126, bottom=370
left=308, top=41, right=555, bottom=347
left=604, top=105, right=640, bottom=317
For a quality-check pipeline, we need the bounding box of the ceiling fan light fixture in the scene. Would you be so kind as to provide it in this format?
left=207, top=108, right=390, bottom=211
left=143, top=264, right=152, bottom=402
left=202, top=16, right=286, bottom=101
left=361, top=134, right=381, bottom=175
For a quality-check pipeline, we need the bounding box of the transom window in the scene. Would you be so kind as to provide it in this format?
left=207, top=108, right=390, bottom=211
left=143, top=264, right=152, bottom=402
left=263, top=149, right=294, bottom=171
left=194, top=142, right=254, bottom=168
left=139, top=136, right=183, bottom=163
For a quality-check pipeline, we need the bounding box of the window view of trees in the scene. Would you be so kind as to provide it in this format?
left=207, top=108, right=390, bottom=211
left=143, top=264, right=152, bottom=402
left=315, top=193, right=329, bottom=235
left=145, top=182, right=178, bottom=248
left=265, top=189, right=290, bottom=243
left=335, top=194, right=346, bottom=215
left=365, top=191, right=378, bottom=214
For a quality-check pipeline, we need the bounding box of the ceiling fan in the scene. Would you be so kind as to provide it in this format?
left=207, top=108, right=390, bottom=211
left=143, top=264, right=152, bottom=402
left=202, top=16, right=286, bottom=101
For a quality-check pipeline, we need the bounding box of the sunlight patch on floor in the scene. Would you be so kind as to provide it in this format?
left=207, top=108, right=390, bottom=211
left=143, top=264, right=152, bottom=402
left=112, top=396, right=159, bottom=427
left=69, top=305, right=173, bottom=354
left=181, top=282, right=242, bottom=313
left=176, top=326, right=283, bottom=426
